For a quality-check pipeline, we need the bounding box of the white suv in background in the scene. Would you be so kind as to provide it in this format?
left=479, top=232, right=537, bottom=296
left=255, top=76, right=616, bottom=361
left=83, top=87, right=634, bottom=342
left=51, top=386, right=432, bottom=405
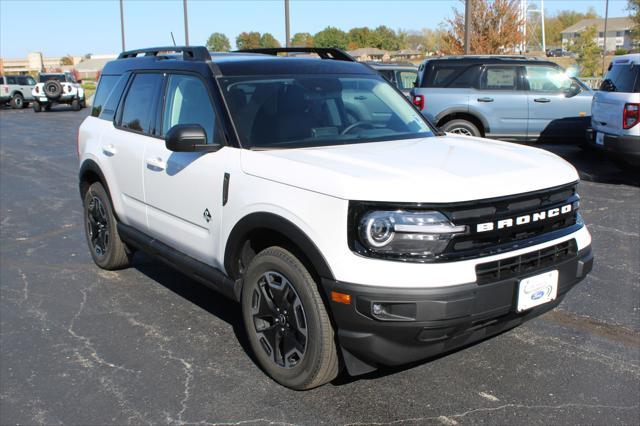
left=587, top=54, right=640, bottom=168
left=78, top=46, right=593, bottom=390
left=32, top=72, right=86, bottom=112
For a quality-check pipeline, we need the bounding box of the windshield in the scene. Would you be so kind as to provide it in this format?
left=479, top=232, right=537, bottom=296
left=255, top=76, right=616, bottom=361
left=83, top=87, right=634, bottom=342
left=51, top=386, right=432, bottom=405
left=220, top=74, right=434, bottom=149
left=39, top=74, right=66, bottom=83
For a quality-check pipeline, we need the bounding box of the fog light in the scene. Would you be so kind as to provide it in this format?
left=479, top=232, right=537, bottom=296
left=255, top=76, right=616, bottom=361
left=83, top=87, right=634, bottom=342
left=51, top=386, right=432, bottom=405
left=372, top=303, right=384, bottom=316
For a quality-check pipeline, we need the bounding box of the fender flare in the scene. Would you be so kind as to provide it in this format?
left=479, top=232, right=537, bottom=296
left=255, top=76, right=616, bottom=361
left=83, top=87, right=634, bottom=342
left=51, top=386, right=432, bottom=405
left=224, top=212, right=334, bottom=281
left=78, top=159, right=111, bottom=201
left=435, top=107, right=490, bottom=134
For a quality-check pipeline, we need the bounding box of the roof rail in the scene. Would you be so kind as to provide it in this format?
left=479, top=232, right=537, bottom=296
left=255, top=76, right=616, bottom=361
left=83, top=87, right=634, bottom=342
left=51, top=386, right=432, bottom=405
left=235, top=47, right=356, bottom=62
left=118, top=46, right=211, bottom=61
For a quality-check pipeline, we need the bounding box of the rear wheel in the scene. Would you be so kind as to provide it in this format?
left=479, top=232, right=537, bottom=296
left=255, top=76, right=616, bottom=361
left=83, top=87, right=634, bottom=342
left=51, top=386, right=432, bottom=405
left=10, top=93, right=24, bottom=109
left=83, top=182, right=132, bottom=270
left=32, top=101, right=41, bottom=113
left=241, top=247, right=339, bottom=390
left=71, top=99, right=81, bottom=111
left=441, top=119, right=481, bottom=137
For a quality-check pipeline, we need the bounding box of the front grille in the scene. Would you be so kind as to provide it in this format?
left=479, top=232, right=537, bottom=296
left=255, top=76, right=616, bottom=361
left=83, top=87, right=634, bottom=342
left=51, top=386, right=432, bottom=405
left=475, top=239, right=577, bottom=284
left=440, top=182, right=580, bottom=260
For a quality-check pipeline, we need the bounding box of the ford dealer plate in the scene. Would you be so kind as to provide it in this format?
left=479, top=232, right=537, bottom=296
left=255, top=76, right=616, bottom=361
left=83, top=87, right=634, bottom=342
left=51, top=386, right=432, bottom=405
left=595, top=132, right=604, bottom=146
left=517, top=270, right=558, bottom=312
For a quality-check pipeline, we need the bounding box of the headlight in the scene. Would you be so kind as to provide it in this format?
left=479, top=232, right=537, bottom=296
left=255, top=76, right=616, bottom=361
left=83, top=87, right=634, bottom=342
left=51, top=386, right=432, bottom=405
left=357, top=210, right=466, bottom=259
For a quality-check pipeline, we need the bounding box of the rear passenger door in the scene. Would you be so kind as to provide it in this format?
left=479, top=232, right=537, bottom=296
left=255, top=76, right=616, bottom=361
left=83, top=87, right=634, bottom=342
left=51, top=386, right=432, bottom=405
left=471, top=65, right=527, bottom=141
left=143, top=73, right=237, bottom=266
left=100, top=72, right=164, bottom=229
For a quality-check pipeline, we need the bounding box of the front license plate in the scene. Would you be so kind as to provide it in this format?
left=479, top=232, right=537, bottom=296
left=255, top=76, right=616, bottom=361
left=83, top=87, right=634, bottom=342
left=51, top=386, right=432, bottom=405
left=517, top=270, right=558, bottom=312
left=595, top=132, right=605, bottom=146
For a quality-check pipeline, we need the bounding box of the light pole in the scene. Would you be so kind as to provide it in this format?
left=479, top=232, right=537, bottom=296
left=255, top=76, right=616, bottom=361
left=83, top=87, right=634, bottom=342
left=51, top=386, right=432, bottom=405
left=284, top=0, right=290, bottom=47
left=541, top=0, right=546, bottom=53
left=464, top=0, right=472, bottom=54
left=119, top=0, right=125, bottom=51
left=183, top=0, right=189, bottom=46
left=602, top=0, right=609, bottom=76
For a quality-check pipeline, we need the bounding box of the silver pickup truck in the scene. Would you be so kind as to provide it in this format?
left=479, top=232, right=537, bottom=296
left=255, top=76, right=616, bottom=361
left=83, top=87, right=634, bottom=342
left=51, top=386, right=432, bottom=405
left=0, top=75, right=36, bottom=109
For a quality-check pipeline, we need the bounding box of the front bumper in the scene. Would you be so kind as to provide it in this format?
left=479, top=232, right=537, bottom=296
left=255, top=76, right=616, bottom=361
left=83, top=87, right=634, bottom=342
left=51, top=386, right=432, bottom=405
left=322, top=245, right=593, bottom=375
left=586, top=128, right=640, bottom=166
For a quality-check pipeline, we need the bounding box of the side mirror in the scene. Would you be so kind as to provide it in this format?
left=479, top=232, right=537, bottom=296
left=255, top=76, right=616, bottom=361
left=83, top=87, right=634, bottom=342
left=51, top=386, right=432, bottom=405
left=565, top=80, right=582, bottom=98
left=165, top=124, right=220, bottom=152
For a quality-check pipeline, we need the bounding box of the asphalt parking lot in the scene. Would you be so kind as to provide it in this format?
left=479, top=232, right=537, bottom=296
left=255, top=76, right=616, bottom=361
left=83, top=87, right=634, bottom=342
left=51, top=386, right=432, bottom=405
left=1, top=106, right=638, bottom=425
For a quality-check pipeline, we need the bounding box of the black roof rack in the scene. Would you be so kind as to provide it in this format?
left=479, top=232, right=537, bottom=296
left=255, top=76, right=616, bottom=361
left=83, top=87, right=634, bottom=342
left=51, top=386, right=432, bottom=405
left=235, top=47, right=356, bottom=62
left=118, top=46, right=211, bottom=61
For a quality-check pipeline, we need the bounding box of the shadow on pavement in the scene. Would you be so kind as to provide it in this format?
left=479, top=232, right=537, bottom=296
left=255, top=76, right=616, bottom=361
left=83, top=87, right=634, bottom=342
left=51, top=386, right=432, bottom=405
left=538, top=143, right=639, bottom=187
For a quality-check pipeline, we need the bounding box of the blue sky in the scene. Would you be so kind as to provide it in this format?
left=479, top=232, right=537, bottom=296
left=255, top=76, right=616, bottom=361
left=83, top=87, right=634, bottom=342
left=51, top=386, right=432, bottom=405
left=0, top=0, right=631, bottom=58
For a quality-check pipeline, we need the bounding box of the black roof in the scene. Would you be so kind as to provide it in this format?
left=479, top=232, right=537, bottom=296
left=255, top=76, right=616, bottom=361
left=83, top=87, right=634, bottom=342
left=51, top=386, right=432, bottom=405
left=102, top=46, right=376, bottom=77
left=422, top=56, right=560, bottom=68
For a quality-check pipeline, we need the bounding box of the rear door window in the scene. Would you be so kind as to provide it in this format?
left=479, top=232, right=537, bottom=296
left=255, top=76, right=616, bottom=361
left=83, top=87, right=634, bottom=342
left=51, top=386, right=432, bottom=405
left=480, top=67, right=518, bottom=90
left=600, top=64, right=639, bottom=93
left=118, top=73, right=163, bottom=134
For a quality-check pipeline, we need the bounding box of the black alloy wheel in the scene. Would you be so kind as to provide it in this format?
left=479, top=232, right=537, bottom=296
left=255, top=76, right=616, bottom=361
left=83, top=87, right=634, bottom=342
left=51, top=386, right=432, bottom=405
left=86, top=195, right=110, bottom=258
left=251, top=271, right=308, bottom=368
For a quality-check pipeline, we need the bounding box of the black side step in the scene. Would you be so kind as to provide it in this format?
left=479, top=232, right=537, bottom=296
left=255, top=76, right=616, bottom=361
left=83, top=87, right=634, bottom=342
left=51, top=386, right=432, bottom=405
left=117, top=223, right=240, bottom=301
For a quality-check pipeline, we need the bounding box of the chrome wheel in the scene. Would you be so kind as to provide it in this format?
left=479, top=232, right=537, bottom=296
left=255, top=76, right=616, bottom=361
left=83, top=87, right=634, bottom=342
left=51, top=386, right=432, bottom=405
left=449, top=127, right=473, bottom=136
left=86, top=196, right=109, bottom=257
left=251, top=271, right=308, bottom=369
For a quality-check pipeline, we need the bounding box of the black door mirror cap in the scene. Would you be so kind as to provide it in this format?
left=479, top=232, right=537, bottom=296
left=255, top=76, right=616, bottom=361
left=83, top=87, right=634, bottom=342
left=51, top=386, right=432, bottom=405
left=165, top=124, right=222, bottom=152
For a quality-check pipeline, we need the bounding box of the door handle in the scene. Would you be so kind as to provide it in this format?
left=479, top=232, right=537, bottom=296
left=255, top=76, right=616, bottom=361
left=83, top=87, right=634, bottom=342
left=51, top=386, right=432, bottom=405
left=146, top=157, right=166, bottom=171
left=354, top=95, right=367, bottom=100
left=534, top=98, right=551, bottom=103
left=477, top=97, right=494, bottom=102
left=101, top=144, right=117, bottom=156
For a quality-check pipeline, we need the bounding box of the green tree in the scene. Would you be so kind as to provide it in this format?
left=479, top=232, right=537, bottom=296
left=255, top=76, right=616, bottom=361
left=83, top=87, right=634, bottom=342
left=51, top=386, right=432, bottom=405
left=60, top=55, right=74, bottom=65
left=236, top=32, right=261, bottom=50
left=291, top=32, right=314, bottom=47
left=313, top=26, right=348, bottom=49
left=570, top=25, right=602, bottom=77
left=347, top=27, right=373, bottom=49
left=540, top=8, right=598, bottom=48
left=628, top=0, right=640, bottom=45
left=372, top=25, right=400, bottom=50
left=260, top=33, right=281, bottom=48
left=206, top=32, right=231, bottom=51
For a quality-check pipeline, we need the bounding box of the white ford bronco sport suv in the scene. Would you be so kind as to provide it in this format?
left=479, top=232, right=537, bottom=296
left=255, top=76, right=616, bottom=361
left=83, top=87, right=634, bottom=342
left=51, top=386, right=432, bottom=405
left=33, top=72, right=86, bottom=112
left=78, top=46, right=593, bottom=390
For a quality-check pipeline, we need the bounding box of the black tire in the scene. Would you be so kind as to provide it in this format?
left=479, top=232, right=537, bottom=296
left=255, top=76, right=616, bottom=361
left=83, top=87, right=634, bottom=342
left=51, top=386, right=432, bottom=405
left=242, top=247, right=339, bottom=390
left=10, top=93, right=24, bottom=109
left=80, top=99, right=86, bottom=109
left=43, top=80, right=63, bottom=100
left=83, top=182, right=132, bottom=270
left=32, top=101, right=41, bottom=113
left=44, top=104, right=51, bottom=111
left=441, top=119, right=482, bottom=137
left=71, top=99, right=81, bottom=111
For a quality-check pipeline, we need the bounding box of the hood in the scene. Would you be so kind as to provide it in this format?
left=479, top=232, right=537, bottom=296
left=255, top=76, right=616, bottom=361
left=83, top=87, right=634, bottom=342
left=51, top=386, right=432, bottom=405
left=240, top=136, right=578, bottom=203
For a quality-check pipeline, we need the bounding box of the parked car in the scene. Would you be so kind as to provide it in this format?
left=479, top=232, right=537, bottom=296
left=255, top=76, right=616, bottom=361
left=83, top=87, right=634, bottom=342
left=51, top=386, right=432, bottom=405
left=367, top=62, right=418, bottom=96
left=78, top=46, right=592, bottom=390
left=411, top=56, right=593, bottom=143
left=32, top=72, right=86, bottom=112
left=546, top=48, right=576, bottom=58
left=586, top=54, right=640, bottom=168
left=0, top=75, right=36, bottom=108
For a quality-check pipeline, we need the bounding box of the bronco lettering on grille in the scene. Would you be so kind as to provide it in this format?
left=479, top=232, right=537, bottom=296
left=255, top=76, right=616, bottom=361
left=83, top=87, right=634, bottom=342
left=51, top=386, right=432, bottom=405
left=476, top=204, right=573, bottom=233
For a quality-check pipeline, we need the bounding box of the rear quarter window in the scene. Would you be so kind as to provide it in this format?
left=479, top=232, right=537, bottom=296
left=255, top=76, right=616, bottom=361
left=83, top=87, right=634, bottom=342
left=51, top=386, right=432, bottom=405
left=600, top=64, right=639, bottom=93
left=91, top=75, right=120, bottom=117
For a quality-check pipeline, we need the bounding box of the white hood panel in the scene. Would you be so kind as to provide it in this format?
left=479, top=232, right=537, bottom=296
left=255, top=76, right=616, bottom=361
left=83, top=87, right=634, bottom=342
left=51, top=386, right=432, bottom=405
left=241, top=136, right=578, bottom=203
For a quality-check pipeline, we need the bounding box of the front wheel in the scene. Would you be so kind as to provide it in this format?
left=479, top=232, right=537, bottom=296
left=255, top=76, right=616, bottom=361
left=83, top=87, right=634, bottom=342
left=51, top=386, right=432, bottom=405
left=242, top=247, right=339, bottom=390
left=441, top=119, right=482, bottom=137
